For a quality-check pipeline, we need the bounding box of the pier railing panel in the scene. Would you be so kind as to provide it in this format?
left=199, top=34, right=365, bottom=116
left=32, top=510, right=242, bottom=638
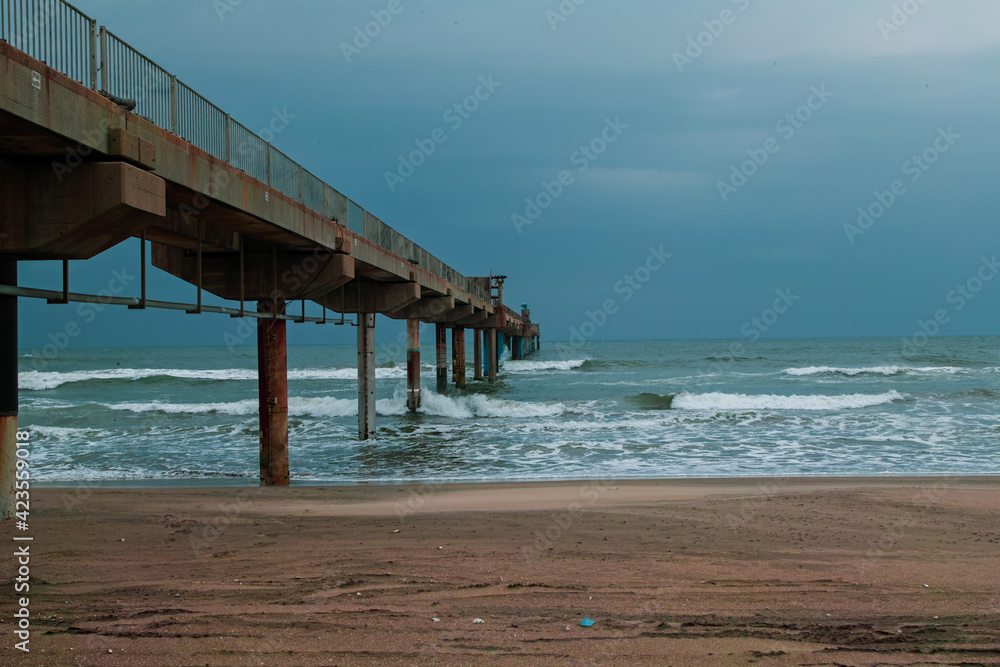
left=1, top=0, right=96, bottom=87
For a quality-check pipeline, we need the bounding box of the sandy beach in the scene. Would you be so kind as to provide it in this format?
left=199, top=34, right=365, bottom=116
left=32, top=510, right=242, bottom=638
left=4, top=477, right=1000, bottom=665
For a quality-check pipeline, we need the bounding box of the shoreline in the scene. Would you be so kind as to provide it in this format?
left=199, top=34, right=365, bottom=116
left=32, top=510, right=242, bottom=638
left=32, top=472, right=1000, bottom=490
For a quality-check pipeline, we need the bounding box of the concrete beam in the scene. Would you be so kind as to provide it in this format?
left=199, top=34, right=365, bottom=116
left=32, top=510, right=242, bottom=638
left=391, top=296, right=455, bottom=321
left=423, top=304, right=475, bottom=324
left=152, top=244, right=354, bottom=301
left=0, top=161, right=165, bottom=259
left=317, top=281, right=420, bottom=315
left=454, top=308, right=488, bottom=327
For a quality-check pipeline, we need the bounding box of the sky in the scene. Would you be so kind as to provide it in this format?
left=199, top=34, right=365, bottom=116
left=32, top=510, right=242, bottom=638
left=14, top=0, right=1000, bottom=350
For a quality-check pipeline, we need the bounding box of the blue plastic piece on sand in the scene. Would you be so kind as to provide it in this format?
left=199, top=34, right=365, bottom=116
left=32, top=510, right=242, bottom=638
left=580, top=618, right=596, bottom=627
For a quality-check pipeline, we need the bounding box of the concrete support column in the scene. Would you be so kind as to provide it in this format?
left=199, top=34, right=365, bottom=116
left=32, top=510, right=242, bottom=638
left=452, top=326, right=466, bottom=388
left=512, top=336, right=521, bottom=360
left=436, top=323, right=448, bottom=394
left=0, top=259, right=17, bottom=519
left=257, top=299, right=289, bottom=486
left=406, top=319, right=421, bottom=412
left=358, top=313, right=376, bottom=440
left=473, top=328, right=483, bottom=381
left=488, top=329, right=498, bottom=383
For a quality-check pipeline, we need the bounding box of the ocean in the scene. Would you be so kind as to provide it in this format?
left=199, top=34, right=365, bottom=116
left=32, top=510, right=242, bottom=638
left=18, top=336, right=1000, bottom=484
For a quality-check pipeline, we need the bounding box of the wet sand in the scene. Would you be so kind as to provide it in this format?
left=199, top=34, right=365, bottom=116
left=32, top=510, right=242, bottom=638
left=4, top=477, right=1000, bottom=665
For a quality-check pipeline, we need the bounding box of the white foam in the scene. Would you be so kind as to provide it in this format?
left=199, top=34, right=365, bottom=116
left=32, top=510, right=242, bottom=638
left=19, top=366, right=407, bottom=390
left=104, top=398, right=259, bottom=416
left=99, top=391, right=568, bottom=420
left=28, top=424, right=114, bottom=441
left=672, top=390, right=905, bottom=411
left=418, top=391, right=568, bottom=418
left=783, top=365, right=963, bottom=377
left=501, top=359, right=587, bottom=373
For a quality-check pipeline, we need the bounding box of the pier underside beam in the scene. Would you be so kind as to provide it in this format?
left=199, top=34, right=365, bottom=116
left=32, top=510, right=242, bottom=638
left=154, top=244, right=354, bottom=301
left=0, top=259, right=16, bottom=519
left=406, top=319, right=421, bottom=412
left=422, top=304, right=475, bottom=324
left=391, top=296, right=455, bottom=321
left=317, top=281, right=419, bottom=316
left=436, top=324, right=448, bottom=394
left=358, top=314, right=376, bottom=440
left=257, top=299, right=289, bottom=486
left=0, top=161, right=166, bottom=260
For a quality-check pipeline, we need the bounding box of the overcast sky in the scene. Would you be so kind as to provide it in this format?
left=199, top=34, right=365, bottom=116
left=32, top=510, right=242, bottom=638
left=15, top=0, right=1000, bottom=349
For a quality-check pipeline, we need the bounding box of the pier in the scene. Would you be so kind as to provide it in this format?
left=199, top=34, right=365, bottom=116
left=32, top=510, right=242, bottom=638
left=0, top=0, right=540, bottom=518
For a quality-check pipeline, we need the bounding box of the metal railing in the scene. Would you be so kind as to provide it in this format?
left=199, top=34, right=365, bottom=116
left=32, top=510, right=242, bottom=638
left=0, top=0, right=490, bottom=302
left=1, top=0, right=96, bottom=86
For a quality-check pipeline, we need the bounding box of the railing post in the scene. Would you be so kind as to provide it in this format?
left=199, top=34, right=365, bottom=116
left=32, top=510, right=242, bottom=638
left=224, top=113, right=231, bottom=163
left=169, top=75, right=178, bottom=134
left=99, top=26, right=107, bottom=92
left=266, top=143, right=271, bottom=187
left=298, top=165, right=303, bottom=203
left=89, top=19, right=99, bottom=90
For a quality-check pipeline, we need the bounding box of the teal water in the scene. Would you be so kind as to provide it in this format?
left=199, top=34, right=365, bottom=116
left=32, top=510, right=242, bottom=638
left=17, top=336, right=1000, bottom=483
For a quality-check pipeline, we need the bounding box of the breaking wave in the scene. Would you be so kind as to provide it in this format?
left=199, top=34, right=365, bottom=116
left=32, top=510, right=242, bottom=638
left=671, top=390, right=906, bottom=411
left=99, top=392, right=570, bottom=420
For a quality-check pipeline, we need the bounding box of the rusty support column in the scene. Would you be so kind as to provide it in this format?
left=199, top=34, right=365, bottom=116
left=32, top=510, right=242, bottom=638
left=358, top=313, right=376, bottom=439
left=0, top=259, right=17, bottom=519
left=457, top=327, right=466, bottom=388
left=473, top=328, right=483, bottom=381
left=406, top=319, right=420, bottom=412
left=488, top=329, right=498, bottom=383
left=436, top=324, right=448, bottom=394
left=257, top=299, right=289, bottom=486
left=452, top=326, right=466, bottom=388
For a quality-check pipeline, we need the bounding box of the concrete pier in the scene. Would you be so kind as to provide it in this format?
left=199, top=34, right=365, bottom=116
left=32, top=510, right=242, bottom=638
left=257, top=299, right=289, bottom=485
left=406, top=319, right=421, bottom=411
left=0, top=259, right=16, bottom=519
left=358, top=314, right=376, bottom=439
left=473, top=328, right=483, bottom=381
left=0, top=24, right=543, bottom=511
left=436, top=324, right=448, bottom=393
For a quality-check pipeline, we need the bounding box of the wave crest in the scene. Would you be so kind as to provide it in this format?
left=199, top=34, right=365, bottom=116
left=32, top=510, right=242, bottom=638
left=19, top=366, right=408, bottom=390
left=783, top=365, right=964, bottom=377
left=100, top=392, right=568, bottom=420
left=672, top=390, right=905, bottom=411
left=501, top=359, right=587, bottom=373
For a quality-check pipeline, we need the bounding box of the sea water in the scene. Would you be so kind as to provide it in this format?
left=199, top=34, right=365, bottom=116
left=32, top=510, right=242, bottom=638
left=18, top=336, right=1000, bottom=483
